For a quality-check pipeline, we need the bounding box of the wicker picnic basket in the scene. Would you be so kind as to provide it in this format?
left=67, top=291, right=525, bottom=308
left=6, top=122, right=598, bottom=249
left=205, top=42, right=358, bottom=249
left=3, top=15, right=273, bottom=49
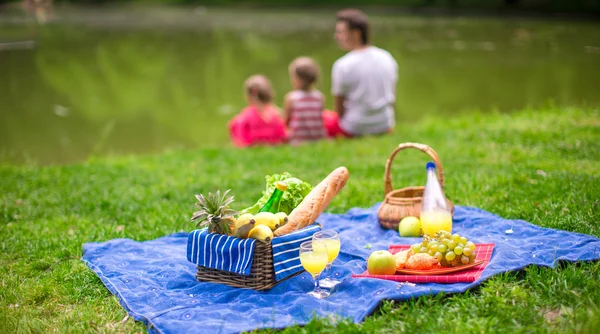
left=193, top=224, right=321, bottom=290
left=195, top=240, right=286, bottom=291
left=377, top=142, right=454, bottom=230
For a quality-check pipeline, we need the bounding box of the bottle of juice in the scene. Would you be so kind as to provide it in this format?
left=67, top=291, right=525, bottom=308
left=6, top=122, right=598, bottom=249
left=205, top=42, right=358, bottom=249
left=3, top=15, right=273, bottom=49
left=420, top=162, right=452, bottom=236
left=258, top=181, right=287, bottom=213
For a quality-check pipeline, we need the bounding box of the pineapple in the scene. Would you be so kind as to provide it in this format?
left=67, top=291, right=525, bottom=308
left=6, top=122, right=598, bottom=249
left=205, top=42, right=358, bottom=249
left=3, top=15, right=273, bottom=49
left=191, top=189, right=239, bottom=235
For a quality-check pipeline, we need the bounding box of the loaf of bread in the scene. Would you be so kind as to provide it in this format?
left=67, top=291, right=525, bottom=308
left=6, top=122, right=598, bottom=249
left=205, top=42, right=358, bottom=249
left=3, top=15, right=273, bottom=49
left=274, top=167, right=349, bottom=236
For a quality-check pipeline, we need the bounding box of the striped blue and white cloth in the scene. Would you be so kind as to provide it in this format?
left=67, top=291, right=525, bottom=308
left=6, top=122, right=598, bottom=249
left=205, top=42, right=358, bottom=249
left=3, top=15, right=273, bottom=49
left=187, top=228, right=257, bottom=276
left=271, top=224, right=321, bottom=281
left=186, top=224, right=322, bottom=280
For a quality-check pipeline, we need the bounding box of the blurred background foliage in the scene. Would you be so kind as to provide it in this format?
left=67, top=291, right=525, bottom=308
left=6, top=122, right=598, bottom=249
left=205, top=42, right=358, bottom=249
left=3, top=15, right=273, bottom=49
left=2, top=0, right=600, bottom=13
left=1, top=5, right=599, bottom=165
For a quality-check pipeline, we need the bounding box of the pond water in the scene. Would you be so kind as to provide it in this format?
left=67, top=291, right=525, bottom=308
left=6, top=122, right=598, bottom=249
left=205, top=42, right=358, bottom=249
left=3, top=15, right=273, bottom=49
left=1, top=6, right=599, bottom=165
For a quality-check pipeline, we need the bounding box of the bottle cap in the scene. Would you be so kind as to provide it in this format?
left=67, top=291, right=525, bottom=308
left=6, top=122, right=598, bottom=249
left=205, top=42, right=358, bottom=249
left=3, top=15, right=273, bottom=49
left=426, top=162, right=436, bottom=170
left=275, top=181, right=288, bottom=191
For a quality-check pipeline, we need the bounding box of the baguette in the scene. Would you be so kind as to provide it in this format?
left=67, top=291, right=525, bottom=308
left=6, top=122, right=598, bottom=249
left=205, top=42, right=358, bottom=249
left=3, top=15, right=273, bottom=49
left=274, top=167, right=349, bottom=236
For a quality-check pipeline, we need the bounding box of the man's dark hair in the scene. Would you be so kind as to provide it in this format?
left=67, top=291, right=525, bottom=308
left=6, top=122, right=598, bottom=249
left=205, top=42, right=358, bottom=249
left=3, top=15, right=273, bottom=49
left=336, top=9, right=369, bottom=45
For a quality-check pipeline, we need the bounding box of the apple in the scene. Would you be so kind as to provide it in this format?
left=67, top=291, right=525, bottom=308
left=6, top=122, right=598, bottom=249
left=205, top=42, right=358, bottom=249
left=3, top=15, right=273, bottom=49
left=367, top=250, right=397, bottom=275
left=399, top=216, right=421, bottom=237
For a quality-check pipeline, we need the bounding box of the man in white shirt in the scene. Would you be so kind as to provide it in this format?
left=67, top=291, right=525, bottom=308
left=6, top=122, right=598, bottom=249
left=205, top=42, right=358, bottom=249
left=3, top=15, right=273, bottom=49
left=330, top=9, right=398, bottom=137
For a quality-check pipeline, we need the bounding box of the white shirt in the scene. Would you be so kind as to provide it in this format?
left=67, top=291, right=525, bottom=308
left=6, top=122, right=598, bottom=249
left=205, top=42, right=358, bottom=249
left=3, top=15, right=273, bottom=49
left=332, top=46, right=398, bottom=135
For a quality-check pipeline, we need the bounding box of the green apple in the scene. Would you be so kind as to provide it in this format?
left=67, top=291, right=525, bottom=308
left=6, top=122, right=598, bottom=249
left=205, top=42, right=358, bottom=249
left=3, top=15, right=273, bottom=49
left=367, top=250, right=397, bottom=275
left=399, top=216, right=422, bottom=237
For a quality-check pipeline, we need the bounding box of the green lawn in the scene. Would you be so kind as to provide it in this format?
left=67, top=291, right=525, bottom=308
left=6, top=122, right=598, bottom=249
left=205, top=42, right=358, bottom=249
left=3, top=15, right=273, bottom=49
left=1, top=106, right=599, bottom=332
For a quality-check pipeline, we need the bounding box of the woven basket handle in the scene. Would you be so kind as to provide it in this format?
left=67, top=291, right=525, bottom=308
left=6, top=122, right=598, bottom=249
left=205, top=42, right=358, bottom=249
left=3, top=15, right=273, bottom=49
left=384, top=142, right=445, bottom=195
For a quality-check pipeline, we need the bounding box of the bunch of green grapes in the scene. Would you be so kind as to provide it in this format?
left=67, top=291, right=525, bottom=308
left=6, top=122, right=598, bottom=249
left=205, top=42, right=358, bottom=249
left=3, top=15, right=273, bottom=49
left=410, top=231, right=477, bottom=267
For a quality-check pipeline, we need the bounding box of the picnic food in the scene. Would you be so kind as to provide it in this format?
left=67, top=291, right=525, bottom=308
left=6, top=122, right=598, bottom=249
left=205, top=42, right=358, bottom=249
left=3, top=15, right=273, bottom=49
left=248, top=224, right=273, bottom=243
left=275, top=212, right=288, bottom=226
left=411, top=231, right=477, bottom=267
left=274, top=167, right=350, bottom=236
left=234, top=213, right=255, bottom=232
left=393, top=249, right=411, bottom=269
left=234, top=221, right=255, bottom=238
left=233, top=214, right=255, bottom=238
left=190, top=169, right=331, bottom=241
left=393, top=249, right=439, bottom=270
left=189, top=172, right=330, bottom=291
left=258, top=182, right=287, bottom=213
left=190, top=168, right=346, bottom=239
left=190, top=189, right=239, bottom=235
left=367, top=250, right=397, bottom=275
left=405, top=253, right=439, bottom=270
left=242, top=173, right=312, bottom=215
left=399, top=216, right=422, bottom=237
left=254, top=212, right=280, bottom=230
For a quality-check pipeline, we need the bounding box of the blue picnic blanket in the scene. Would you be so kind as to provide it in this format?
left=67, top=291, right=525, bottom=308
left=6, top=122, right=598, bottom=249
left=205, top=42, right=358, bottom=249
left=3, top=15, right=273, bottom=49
left=82, top=205, right=600, bottom=334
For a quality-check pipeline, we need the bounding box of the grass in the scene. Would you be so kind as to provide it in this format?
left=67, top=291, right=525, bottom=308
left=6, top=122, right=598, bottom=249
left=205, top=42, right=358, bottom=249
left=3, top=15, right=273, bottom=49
left=1, top=106, right=599, bottom=332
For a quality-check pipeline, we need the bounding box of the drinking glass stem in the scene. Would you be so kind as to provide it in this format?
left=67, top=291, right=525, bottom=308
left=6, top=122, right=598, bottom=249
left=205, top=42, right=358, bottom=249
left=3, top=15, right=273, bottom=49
left=313, top=274, right=321, bottom=292
left=325, top=263, right=332, bottom=279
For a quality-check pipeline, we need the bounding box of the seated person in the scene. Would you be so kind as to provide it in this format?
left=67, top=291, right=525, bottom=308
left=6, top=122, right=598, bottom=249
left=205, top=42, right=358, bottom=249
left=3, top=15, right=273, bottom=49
left=229, top=75, right=287, bottom=147
left=283, top=57, right=327, bottom=145
left=328, top=9, right=398, bottom=137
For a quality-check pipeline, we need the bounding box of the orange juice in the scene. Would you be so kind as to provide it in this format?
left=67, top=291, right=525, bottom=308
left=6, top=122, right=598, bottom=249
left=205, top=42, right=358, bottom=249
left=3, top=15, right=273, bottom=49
left=313, top=239, right=340, bottom=263
left=300, top=251, right=328, bottom=275
left=420, top=211, right=452, bottom=236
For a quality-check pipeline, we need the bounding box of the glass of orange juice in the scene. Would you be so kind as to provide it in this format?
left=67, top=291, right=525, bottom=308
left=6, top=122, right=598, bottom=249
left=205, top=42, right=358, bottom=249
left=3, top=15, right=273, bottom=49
left=420, top=211, right=453, bottom=237
left=312, top=230, right=341, bottom=289
left=299, top=240, right=330, bottom=299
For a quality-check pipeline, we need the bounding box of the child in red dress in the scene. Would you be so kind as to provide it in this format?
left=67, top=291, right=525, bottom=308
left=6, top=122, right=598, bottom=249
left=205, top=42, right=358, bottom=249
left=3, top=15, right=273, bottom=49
left=229, top=75, right=287, bottom=147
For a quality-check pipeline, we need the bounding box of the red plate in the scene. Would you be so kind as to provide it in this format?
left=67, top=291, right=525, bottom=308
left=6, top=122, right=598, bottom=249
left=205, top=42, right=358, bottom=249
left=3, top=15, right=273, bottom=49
left=352, top=244, right=495, bottom=284
left=395, top=260, right=485, bottom=275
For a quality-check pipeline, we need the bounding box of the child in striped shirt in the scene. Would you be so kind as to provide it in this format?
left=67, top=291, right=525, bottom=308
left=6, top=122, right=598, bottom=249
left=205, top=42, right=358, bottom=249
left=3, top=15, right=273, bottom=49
left=283, top=57, right=327, bottom=145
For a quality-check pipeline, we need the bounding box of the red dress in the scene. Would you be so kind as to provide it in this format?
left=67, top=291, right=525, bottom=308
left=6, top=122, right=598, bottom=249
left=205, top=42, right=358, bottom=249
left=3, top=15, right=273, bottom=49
left=229, top=105, right=287, bottom=147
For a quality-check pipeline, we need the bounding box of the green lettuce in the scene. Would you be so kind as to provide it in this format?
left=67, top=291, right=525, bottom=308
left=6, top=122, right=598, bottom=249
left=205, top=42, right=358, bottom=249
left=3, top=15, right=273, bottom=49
left=241, top=172, right=313, bottom=215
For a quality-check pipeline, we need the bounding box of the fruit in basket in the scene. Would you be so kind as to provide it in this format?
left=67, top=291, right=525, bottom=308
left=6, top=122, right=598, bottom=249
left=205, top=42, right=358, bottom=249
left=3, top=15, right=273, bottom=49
left=254, top=212, right=280, bottom=230
left=367, top=250, right=397, bottom=275
left=275, top=212, right=288, bottom=226
left=234, top=221, right=255, bottom=239
left=190, top=189, right=239, bottom=235
left=248, top=224, right=274, bottom=243
left=398, top=216, right=422, bottom=237
left=236, top=213, right=255, bottom=226
left=234, top=214, right=255, bottom=234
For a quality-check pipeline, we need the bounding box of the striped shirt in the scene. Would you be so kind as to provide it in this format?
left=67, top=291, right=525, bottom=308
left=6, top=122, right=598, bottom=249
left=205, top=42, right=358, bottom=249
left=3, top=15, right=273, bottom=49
left=287, top=90, right=326, bottom=145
